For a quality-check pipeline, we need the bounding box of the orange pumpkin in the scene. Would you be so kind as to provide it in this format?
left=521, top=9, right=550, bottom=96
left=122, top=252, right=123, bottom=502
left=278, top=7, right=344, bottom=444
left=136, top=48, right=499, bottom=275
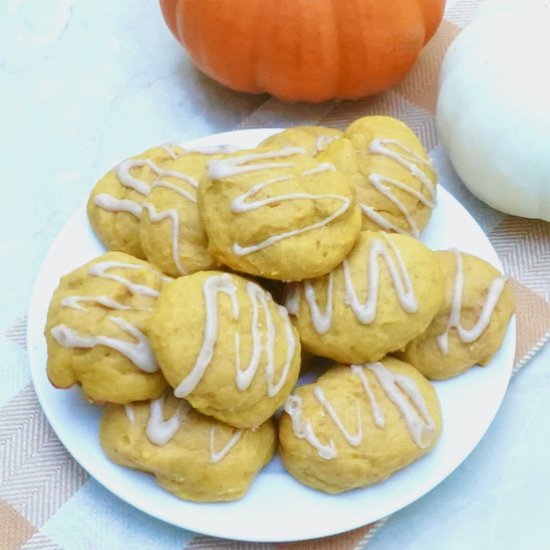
left=160, top=0, right=445, bottom=102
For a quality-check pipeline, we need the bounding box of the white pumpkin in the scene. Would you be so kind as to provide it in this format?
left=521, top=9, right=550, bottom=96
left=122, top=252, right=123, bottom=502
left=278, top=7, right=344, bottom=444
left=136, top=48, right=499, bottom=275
left=436, top=1, right=550, bottom=221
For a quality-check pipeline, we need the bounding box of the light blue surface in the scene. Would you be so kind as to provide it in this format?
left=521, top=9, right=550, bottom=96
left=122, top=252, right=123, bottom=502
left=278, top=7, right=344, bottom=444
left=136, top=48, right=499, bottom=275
left=1, top=0, right=549, bottom=548
left=42, top=480, right=194, bottom=550
left=369, top=343, right=550, bottom=550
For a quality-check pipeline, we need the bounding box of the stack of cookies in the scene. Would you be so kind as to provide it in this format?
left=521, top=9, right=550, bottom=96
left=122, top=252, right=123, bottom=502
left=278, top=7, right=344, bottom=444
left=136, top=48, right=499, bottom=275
left=44, top=116, right=514, bottom=500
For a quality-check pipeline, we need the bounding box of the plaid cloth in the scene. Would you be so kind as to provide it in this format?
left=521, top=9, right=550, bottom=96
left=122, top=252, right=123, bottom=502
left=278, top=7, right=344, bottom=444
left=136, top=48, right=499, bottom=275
left=2, top=0, right=550, bottom=548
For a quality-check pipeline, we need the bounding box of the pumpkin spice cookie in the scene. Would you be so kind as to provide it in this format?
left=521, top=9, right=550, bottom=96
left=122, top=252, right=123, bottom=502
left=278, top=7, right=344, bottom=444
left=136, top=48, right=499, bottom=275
left=398, top=250, right=515, bottom=379
left=286, top=230, right=444, bottom=364
left=88, top=145, right=180, bottom=259
left=147, top=271, right=301, bottom=429
left=88, top=144, right=223, bottom=276
left=100, top=393, right=277, bottom=502
left=45, top=251, right=169, bottom=404
left=198, top=145, right=361, bottom=280
left=279, top=358, right=442, bottom=494
left=319, top=116, right=437, bottom=237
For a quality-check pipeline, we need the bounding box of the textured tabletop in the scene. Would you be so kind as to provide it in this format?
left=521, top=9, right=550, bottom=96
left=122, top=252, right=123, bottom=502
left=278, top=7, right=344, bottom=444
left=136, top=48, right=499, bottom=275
left=1, top=0, right=549, bottom=549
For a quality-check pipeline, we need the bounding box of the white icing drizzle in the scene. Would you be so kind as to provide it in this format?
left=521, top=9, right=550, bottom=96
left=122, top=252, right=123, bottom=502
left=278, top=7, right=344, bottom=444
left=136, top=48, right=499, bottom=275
left=51, top=316, right=158, bottom=373
left=362, top=175, right=420, bottom=237
left=369, top=139, right=434, bottom=191
left=313, top=387, right=363, bottom=447
left=284, top=395, right=337, bottom=460
left=141, top=203, right=186, bottom=274
left=437, top=250, right=507, bottom=355
left=301, top=234, right=417, bottom=334
left=144, top=394, right=244, bottom=461
left=363, top=138, right=436, bottom=236
left=302, top=163, right=336, bottom=176
left=181, top=144, right=241, bottom=156
left=162, top=143, right=241, bottom=159
left=273, top=304, right=298, bottom=397
left=315, top=134, right=339, bottom=153
left=174, top=275, right=296, bottom=399
left=160, top=144, right=182, bottom=159
left=94, top=194, right=143, bottom=218
left=343, top=234, right=418, bottom=324
left=283, top=284, right=300, bottom=315
left=139, top=184, right=196, bottom=276
left=304, top=272, right=333, bottom=334
left=170, top=143, right=244, bottom=160
left=207, top=147, right=304, bottom=179
left=115, top=159, right=199, bottom=196
left=207, top=148, right=351, bottom=256
left=235, top=283, right=275, bottom=392
left=88, top=261, right=166, bottom=297
left=366, top=362, right=435, bottom=449
left=231, top=175, right=292, bottom=213
left=231, top=183, right=350, bottom=256
left=146, top=395, right=189, bottom=446
left=209, top=427, right=243, bottom=463
left=124, top=403, right=136, bottom=424
left=117, top=161, right=199, bottom=275
left=286, top=363, right=436, bottom=459
left=351, top=365, right=385, bottom=428
left=370, top=174, right=436, bottom=208
left=175, top=275, right=239, bottom=397
left=95, top=155, right=202, bottom=275
left=152, top=179, right=198, bottom=202
left=60, top=295, right=133, bottom=313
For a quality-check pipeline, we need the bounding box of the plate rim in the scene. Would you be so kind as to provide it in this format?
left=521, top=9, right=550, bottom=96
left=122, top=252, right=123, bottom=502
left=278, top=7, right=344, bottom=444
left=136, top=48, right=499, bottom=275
left=27, top=128, right=517, bottom=542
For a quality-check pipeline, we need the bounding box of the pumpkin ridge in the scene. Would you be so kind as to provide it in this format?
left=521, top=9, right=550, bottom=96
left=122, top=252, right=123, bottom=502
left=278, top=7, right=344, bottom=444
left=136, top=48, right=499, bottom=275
left=328, top=0, right=342, bottom=101
left=418, top=0, right=446, bottom=44
left=160, top=0, right=445, bottom=102
left=159, top=0, right=180, bottom=39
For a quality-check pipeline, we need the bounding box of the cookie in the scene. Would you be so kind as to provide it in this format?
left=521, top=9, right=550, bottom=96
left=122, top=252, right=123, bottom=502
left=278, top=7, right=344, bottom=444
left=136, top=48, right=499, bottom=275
left=198, top=146, right=361, bottom=280
left=101, top=393, right=276, bottom=502
left=147, top=271, right=301, bottom=428
left=279, top=358, right=442, bottom=493
left=398, top=250, right=515, bottom=379
left=286, top=230, right=444, bottom=363
left=88, top=144, right=220, bottom=276
left=45, top=252, right=169, bottom=403
left=319, top=116, right=437, bottom=237
left=88, top=145, right=179, bottom=258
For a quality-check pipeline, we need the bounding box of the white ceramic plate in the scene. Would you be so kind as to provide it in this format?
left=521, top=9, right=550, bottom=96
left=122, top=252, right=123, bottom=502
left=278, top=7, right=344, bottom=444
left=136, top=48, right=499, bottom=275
left=27, top=129, right=516, bottom=542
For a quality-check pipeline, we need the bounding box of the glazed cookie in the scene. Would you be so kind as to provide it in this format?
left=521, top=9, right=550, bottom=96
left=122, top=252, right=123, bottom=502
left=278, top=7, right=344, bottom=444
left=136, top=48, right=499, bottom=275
left=88, top=145, right=180, bottom=258
left=260, top=126, right=344, bottom=156
left=279, top=358, right=442, bottom=494
left=398, top=250, right=514, bottom=379
left=147, top=271, right=301, bottom=428
left=45, top=251, right=169, bottom=404
left=101, top=393, right=276, bottom=502
left=88, top=144, right=221, bottom=276
left=286, top=231, right=444, bottom=363
left=199, top=146, right=362, bottom=280
left=319, top=116, right=437, bottom=237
